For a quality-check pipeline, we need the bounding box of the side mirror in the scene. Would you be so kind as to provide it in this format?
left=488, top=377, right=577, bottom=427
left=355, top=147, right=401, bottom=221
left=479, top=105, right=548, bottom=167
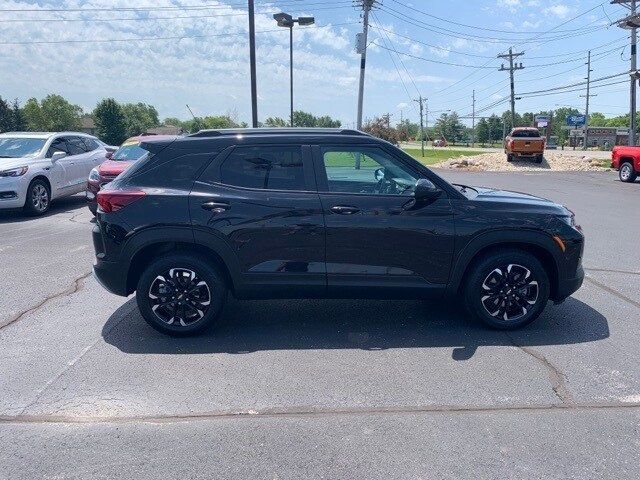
left=51, top=151, right=67, bottom=163
left=105, top=151, right=113, bottom=159
left=414, top=178, right=441, bottom=202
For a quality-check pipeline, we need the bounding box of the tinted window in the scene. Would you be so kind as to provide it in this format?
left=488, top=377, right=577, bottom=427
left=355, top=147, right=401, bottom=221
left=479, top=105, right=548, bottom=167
left=511, top=129, right=540, bottom=138
left=322, top=147, right=417, bottom=195
left=219, top=146, right=305, bottom=191
left=46, top=138, right=69, bottom=158
left=66, top=137, right=88, bottom=155
left=82, top=138, right=100, bottom=151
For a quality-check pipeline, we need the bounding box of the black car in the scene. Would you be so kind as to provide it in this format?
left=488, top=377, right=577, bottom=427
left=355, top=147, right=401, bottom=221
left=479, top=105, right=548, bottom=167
left=92, top=128, right=584, bottom=336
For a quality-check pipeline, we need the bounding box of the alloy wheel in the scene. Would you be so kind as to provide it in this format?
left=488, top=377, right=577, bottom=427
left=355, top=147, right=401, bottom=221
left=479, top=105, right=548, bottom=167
left=480, top=264, right=539, bottom=321
left=148, top=268, right=211, bottom=327
left=620, top=164, right=632, bottom=181
left=31, top=184, right=49, bottom=212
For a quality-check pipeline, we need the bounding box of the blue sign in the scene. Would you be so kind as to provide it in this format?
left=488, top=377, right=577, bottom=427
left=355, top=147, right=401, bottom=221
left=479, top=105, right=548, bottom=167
left=567, top=114, right=586, bottom=127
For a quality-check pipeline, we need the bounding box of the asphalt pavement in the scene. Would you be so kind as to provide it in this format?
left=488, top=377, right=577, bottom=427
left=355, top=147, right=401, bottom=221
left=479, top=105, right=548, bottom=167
left=1, top=171, right=639, bottom=479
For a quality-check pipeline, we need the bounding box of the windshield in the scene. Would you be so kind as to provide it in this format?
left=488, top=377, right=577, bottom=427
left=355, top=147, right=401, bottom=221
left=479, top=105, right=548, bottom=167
left=0, top=137, right=46, bottom=158
left=112, top=143, right=149, bottom=162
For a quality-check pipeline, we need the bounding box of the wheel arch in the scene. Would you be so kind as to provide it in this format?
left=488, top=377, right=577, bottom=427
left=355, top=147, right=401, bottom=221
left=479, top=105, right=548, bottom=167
left=122, top=226, right=240, bottom=296
left=448, top=231, right=562, bottom=300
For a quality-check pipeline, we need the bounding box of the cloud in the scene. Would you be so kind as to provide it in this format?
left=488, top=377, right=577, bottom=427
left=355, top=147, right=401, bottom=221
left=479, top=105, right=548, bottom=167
left=544, top=4, right=571, bottom=19
left=396, top=102, right=408, bottom=109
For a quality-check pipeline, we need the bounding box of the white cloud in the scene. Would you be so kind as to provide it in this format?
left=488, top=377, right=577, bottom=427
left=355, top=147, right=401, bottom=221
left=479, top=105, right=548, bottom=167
left=544, top=4, right=571, bottom=19
left=396, top=102, right=408, bottom=109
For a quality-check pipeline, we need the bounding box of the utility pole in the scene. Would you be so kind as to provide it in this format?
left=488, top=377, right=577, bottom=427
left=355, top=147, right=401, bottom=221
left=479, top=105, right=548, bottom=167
left=248, top=0, right=258, bottom=127
left=498, top=48, right=524, bottom=129
left=356, top=0, right=375, bottom=130
left=579, top=50, right=596, bottom=149
left=471, top=89, right=476, bottom=147
left=613, top=0, right=638, bottom=145
left=414, top=96, right=425, bottom=157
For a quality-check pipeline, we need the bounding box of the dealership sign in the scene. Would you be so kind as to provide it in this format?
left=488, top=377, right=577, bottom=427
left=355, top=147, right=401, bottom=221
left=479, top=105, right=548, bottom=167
left=534, top=114, right=549, bottom=127
left=567, top=114, right=586, bottom=127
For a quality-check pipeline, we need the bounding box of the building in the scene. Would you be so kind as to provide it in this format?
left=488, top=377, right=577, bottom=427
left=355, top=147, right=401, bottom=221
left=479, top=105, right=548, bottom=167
left=79, top=116, right=97, bottom=136
left=568, top=127, right=629, bottom=148
left=145, top=125, right=183, bottom=135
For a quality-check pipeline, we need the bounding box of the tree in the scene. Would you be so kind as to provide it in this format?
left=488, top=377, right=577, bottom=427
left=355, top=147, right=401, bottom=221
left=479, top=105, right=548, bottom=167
left=434, top=112, right=464, bottom=143
left=93, top=98, right=127, bottom=145
left=291, top=110, right=341, bottom=128
left=0, top=97, right=12, bottom=133
left=21, top=95, right=81, bottom=131
left=362, top=115, right=400, bottom=145
left=11, top=99, right=27, bottom=131
left=486, top=114, right=504, bottom=143
left=40, top=94, right=82, bottom=131
left=476, top=118, right=490, bottom=145
left=22, top=98, right=47, bottom=131
left=551, top=107, right=579, bottom=145
left=264, top=116, right=287, bottom=127
left=588, top=112, right=607, bottom=127
left=121, top=103, right=160, bottom=137
left=397, top=119, right=420, bottom=140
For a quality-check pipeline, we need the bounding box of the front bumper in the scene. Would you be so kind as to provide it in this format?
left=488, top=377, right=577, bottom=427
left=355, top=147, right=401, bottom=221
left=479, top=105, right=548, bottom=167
left=555, top=264, right=584, bottom=303
left=0, top=176, right=27, bottom=209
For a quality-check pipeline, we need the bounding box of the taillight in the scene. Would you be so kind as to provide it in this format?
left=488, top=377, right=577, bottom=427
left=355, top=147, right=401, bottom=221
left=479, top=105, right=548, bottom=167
left=97, top=189, right=145, bottom=213
left=508, top=140, right=514, bottom=149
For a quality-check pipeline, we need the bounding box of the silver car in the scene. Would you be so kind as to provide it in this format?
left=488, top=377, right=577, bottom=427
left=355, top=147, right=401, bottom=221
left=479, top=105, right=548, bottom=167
left=0, top=132, right=111, bottom=215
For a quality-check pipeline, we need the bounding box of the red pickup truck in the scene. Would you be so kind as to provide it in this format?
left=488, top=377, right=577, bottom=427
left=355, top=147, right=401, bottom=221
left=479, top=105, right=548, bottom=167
left=611, top=145, right=640, bottom=183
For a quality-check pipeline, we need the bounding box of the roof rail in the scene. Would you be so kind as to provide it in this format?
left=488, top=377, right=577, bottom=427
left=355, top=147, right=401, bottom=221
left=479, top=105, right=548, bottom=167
left=188, top=128, right=369, bottom=138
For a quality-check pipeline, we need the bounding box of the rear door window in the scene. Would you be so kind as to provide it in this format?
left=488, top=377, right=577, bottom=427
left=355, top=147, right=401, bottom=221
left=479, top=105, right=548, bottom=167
left=66, top=137, right=88, bottom=155
left=218, top=146, right=307, bottom=191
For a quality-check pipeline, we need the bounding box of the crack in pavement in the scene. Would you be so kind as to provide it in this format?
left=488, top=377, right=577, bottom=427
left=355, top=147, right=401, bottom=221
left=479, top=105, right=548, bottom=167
left=505, top=332, right=575, bottom=405
left=17, top=301, right=135, bottom=417
left=2, top=401, right=640, bottom=425
left=585, top=267, right=640, bottom=276
left=0, top=271, right=92, bottom=330
left=584, top=275, right=640, bottom=309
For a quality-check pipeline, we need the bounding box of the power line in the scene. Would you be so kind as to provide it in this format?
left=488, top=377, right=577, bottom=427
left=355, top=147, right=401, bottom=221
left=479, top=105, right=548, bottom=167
left=0, top=3, right=354, bottom=23
left=370, top=41, right=496, bottom=68
left=0, top=22, right=356, bottom=45
left=387, top=0, right=616, bottom=35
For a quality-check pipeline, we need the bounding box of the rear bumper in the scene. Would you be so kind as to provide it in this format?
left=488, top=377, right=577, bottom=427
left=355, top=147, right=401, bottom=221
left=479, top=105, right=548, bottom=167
left=93, top=259, right=128, bottom=296
left=555, top=264, right=584, bottom=303
left=92, top=222, right=128, bottom=296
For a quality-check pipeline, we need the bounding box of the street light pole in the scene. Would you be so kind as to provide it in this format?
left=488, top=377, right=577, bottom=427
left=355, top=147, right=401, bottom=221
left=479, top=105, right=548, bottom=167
left=289, top=24, right=294, bottom=127
left=273, top=13, right=315, bottom=127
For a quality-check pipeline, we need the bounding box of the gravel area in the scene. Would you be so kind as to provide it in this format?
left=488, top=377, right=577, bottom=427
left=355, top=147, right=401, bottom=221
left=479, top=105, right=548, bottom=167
left=432, top=151, right=610, bottom=172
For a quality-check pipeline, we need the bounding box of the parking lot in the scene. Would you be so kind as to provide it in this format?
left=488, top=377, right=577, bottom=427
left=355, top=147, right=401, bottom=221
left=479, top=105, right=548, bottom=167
left=1, top=171, right=639, bottom=478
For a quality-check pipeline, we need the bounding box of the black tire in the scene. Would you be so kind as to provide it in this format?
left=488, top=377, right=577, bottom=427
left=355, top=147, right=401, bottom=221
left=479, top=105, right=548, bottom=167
left=463, top=249, right=550, bottom=330
left=135, top=252, right=227, bottom=336
left=535, top=154, right=544, bottom=164
left=23, top=178, right=51, bottom=216
left=506, top=154, right=514, bottom=162
left=619, top=161, right=637, bottom=183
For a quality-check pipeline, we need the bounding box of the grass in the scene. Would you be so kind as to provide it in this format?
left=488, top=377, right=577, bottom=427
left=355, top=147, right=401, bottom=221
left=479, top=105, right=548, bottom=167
left=402, top=148, right=485, bottom=165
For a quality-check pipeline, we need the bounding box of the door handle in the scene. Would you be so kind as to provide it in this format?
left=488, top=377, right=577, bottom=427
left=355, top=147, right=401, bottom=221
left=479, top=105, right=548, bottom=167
left=330, top=205, right=360, bottom=215
left=201, top=201, right=230, bottom=213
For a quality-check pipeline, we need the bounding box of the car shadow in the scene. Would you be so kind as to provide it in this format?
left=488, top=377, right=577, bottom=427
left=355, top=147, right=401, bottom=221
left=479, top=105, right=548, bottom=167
left=102, top=296, right=609, bottom=361
left=510, top=156, right=551, bottom=169
left=0, top=193, right=88, bottom=224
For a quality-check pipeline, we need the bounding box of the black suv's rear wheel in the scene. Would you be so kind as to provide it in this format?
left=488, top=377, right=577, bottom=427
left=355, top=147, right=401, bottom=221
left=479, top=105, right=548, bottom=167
left=135, top=253, right=227, bottom=336
left=464, top=249, right=550, bottom=329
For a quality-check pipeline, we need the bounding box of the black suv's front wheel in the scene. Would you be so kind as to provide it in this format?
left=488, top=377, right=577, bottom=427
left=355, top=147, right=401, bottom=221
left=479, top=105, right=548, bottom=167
left=136, top=253, right=227, bottom=336
left=464, top=249, right=550, bottom=329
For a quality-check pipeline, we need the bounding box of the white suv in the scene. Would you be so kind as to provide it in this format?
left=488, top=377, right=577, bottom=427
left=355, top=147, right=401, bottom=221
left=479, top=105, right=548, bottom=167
left=0, top=132, right=110, bottom=215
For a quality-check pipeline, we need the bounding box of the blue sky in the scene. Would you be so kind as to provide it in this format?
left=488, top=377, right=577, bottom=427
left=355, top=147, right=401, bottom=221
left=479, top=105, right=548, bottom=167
left=0, top=0, right=633, bottom=127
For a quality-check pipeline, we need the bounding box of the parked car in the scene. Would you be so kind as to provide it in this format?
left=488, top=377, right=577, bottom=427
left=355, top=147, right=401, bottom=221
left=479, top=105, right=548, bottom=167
left=92, top=128, right=584, bottom=336
left=86, top=135, right=174, bottom=215
left=611, top=145, right=639, bottom=183
left=433, top=139, right=448, bottom=147
left=0, top=132, right=111, bottom=215
left=504, top=127, right=545, bottom=163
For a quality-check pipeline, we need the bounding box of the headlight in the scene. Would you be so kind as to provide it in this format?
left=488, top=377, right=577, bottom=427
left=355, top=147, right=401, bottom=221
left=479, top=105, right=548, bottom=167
left=0, top=166, right=28, bottom=177
left=89, top=168, right=100, bottom=182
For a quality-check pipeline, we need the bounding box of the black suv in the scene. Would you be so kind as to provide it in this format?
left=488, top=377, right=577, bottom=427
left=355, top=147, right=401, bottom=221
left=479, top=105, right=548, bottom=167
left=92, top=128, right=584, bottom=335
